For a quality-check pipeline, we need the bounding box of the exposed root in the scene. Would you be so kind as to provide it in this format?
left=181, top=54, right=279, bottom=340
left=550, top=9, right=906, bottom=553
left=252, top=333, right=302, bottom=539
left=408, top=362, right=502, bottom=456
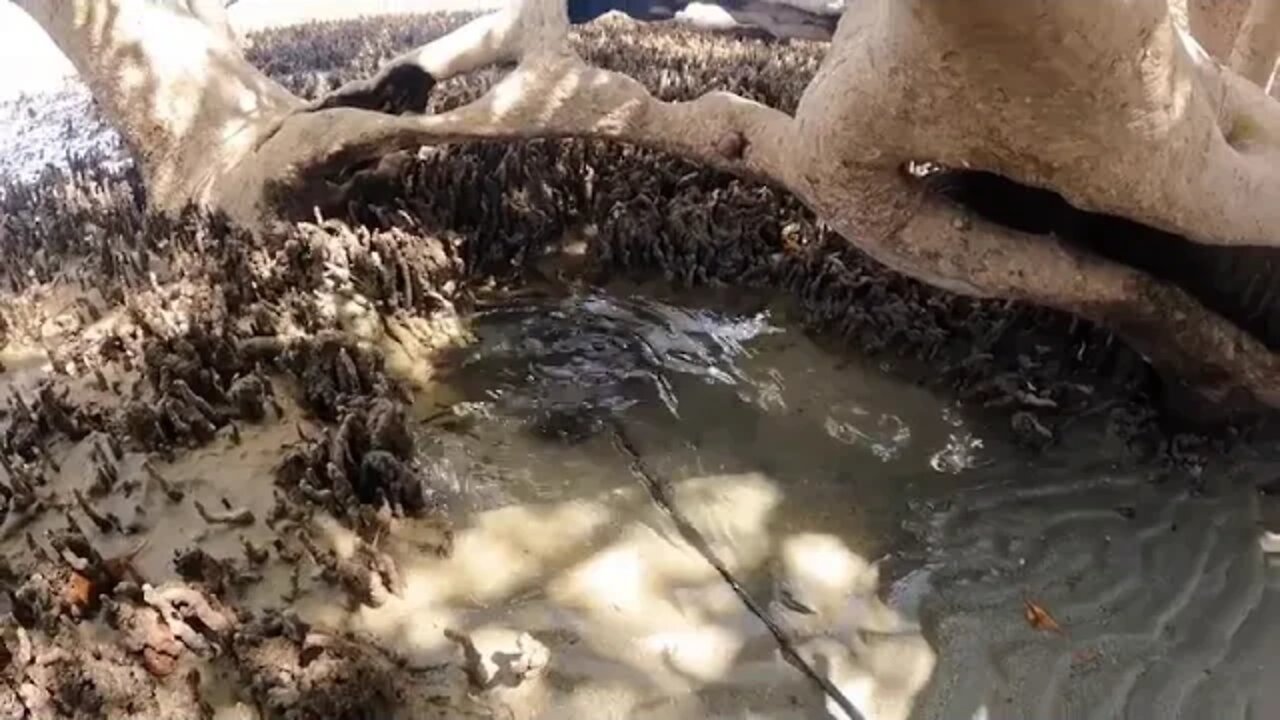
left=2, top=383, right=95, bottom=461
left=194, top=500, right=256, bottom=528
left=275, top=396, right=452, bottom=544
left=143, top=461, right=185, bottom=503
left=73, top=488, right=121, bottom=534
left=172, top=546, right=259, bottom=598
left=296, top=528, right=401, bottom=608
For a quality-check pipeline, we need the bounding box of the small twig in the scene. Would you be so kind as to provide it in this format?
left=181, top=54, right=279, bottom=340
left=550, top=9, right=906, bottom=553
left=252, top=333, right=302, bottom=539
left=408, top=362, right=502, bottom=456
left=73, top=489, right=119, bottom=533
left=609, top=419, right=863, bottom=720
left=143, top=461, right=184, bottom=502
left=25, top=532, right=52, bottom=564
left=194, top=500, right=255, bottom=527
left=106, top=433, right=124, bottom=461
left=170, top=379, right=224, bottom=425
left=241, top=537, right=269, bottom=566
left=420, top=406, right=456, bottom=425
left=36, top=444, right=59, bottom=474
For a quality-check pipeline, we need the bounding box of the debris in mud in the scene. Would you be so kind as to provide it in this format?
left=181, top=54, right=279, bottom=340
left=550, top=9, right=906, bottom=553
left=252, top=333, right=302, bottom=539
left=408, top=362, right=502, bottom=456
left=296, top=528, right=402, bottom=608
left=240, top=536, right=270, bottom=566
left=1114, top=505, right=1138, bottom=520
left=113, top=582, right=238, bottom=676
left=3, top=539, right=231, bottom=714
left=194, top=499, right=255, bottom=528
left=1010, top=411, right=1055, bottom=450
left=173, top=546, right=260, bottom=597
left=275, top=396, right=452, bottom=544
left=3, top=382, right=94, bottom=461
left=231, top=609, right=465, bottom=720
left=445, top=626, right=551, bottom=692
left=1070, top=647, right=1104, bottom=668
left=1023, top=598, right=1064, bottom=635
left=1, top=619, right=208, bottom=718
left=143, top=460, right=185, bottom=502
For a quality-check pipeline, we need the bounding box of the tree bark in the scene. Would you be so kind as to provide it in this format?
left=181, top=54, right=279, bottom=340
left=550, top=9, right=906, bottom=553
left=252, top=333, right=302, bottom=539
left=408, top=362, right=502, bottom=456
left=15, top=0, right=1280, bottom=410
left=1184, top=0, right=1250, bottom=60
left=1178, top=0, right=1280, bottom=93
left=13, top=0, right=298, bottom=212
left=1228, top=0, right=1280, bottom=90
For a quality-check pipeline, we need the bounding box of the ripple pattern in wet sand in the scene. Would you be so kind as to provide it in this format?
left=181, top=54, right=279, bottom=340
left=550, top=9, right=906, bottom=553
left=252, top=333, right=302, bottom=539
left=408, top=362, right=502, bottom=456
left=913, top=467, right=1279, bottom=720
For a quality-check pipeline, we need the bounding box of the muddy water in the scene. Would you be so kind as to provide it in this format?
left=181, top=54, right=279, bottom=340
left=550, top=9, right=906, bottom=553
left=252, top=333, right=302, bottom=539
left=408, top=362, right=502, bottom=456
left=430, top=286, right=997, bottom=555
left=396, top=286, right=1280, bottom=720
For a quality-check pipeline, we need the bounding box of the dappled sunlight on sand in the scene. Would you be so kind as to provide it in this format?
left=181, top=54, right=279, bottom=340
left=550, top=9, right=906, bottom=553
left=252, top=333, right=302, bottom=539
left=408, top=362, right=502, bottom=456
left=310, top=468, right=934, bottom=719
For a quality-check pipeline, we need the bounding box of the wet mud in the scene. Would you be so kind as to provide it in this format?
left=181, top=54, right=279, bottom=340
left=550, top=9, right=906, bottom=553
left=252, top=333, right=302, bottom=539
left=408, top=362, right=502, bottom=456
left=2, top=13, right=1279, bottom=720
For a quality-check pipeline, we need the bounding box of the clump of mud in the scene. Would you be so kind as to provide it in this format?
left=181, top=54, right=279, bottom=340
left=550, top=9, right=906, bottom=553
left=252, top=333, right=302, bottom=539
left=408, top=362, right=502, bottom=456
left=2, top=525, right=234, bottom=718
left=2, top=543, right=461, bottom=719
left=230, top=610, right=472, bottom=720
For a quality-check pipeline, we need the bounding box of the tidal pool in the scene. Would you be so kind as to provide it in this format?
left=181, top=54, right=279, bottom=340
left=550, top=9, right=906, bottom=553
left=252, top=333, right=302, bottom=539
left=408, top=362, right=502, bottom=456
left=373, top=286, right=1280, bottom=719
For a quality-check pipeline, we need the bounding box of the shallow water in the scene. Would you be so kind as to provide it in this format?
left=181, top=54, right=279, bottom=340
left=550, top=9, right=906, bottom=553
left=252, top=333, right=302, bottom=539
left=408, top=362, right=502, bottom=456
left=406, top=286, right=1280, bottom=720
left=429, top=288, right=999, bottom=555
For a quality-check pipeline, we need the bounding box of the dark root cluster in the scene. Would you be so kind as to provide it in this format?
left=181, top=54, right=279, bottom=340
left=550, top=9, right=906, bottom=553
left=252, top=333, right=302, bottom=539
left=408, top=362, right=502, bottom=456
left=275, top=394, right=448, bottom=536
left=260, top=18, right=1176, bottom=448
left=2, top=15, right=1208, bottom=458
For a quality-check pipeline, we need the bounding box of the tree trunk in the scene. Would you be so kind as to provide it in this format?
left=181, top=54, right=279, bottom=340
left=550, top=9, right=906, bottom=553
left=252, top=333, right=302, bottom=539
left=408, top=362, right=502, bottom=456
left=15, top=0, right=1280, bottom=410
left=1185, top=0, right=1251, bottom=59
left=1229, top=0, right=1280, bottom=90
left=13, top=0, right=298, bottom=212
left=1180, top=0, right=1280, bottom=93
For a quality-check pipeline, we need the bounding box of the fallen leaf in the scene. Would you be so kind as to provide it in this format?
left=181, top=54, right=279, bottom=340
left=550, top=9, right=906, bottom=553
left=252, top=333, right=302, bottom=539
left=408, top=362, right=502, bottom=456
left=65, top=571, right=94, bottom=610
left=1023, top=598, right=1063, bottom=634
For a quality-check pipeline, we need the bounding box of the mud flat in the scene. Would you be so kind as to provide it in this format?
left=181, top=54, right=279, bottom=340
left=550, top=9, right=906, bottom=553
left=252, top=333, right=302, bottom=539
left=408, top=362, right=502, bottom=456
left=2, top=14, right=1279, bottom=720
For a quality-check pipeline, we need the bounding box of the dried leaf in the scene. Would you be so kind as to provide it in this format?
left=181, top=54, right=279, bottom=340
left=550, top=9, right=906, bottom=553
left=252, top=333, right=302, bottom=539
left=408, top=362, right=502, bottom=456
left=1023, top=598, right=1063, bottom=634
left=65, top=571, right=94, bottom=610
